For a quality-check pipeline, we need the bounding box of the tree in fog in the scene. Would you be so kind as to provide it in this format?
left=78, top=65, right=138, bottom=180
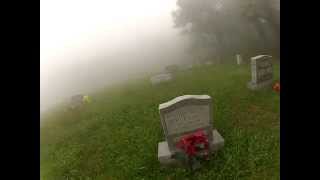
left=172, top=0, right=280, bottom=62
left=241, top=0, right=279, bottom=54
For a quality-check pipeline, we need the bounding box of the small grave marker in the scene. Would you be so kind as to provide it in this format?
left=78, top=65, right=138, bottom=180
left=236, top=54, right=242, bottom=65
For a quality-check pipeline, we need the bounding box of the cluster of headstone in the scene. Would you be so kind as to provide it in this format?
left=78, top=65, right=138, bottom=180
left=155, top=54, right=275, bottom=168
left=234, top=54, right=274, bottom=90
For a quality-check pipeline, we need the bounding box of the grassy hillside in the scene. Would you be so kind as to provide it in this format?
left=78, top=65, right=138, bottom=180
left=41, top=62, right=280, bottom=180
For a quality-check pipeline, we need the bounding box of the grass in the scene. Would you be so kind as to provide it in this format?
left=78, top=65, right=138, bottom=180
left=40, top=61, right=280, bottom=180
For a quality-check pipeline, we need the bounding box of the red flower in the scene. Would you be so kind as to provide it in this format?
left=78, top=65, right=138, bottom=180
left=176, top=130, right=209, bottom=157
left=273, top=82, right=280, bottom=93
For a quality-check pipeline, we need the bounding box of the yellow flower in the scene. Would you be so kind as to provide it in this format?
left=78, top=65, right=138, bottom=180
left=82, top=95, right=91, bottom=104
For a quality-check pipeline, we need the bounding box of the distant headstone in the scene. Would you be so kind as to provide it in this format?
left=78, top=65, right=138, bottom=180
left=193, top=60, right=202, bottom=67
left=70, top=94, right=84, bottom=109
left=157, top=95, right=224, bottom=166
left=180, top=64, right=193, bottom=71
left=204, top=61, right=213, bottom=65
left=165, top=65, right=179, bottom=73
left=236, top=54, right=242, bottom=65
left=247, top=55, right=273, bottom=90
left=150, top=73, right=173, bottom=85
left=185, top=64, right=193, bottom=70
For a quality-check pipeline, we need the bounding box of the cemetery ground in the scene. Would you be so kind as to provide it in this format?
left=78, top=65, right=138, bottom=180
left=41, top=61, right=280, bottom=180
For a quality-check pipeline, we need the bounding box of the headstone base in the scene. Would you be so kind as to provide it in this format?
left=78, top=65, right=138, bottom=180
left=158, top=129, right=224, bottom=166
left=247, top=79, right=273, bottom=90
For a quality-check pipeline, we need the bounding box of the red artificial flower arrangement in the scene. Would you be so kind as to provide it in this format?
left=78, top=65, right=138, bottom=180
left=273, top=82, right=280, bottom=93
left=175, top=130, right=210, bottom=169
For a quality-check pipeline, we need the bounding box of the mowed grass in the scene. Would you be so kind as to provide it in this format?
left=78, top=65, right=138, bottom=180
left=41, top=62, right=280, bottom=180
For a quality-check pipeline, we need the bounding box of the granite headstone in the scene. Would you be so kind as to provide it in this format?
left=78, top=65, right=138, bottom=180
left=157, top=95, right=224, bottom=165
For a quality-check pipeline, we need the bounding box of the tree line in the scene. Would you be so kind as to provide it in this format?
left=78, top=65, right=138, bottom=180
left=172, top=0, right=280, bottom=63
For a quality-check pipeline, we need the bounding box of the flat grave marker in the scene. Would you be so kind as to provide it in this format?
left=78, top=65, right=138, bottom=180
left=150, top=73, right=173, bottom=85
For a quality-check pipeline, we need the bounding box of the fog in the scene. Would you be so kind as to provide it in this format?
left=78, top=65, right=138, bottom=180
left=41, top=0, right=189, bottom=113
left=41, top=0, right=280, bottom=113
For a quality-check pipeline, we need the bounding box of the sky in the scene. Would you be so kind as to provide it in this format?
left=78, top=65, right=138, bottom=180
left=40, top=0, right=188, bottom=112
left=41, top=0, right=177, bottom=71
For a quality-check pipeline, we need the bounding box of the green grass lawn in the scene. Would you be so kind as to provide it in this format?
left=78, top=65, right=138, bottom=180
left=40, top=62, right=280, bottom=180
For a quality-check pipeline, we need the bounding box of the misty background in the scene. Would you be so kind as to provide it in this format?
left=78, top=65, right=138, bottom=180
left=41, top=0, right=279, bottom=113
left=41, top=0, right=189, bottom=113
